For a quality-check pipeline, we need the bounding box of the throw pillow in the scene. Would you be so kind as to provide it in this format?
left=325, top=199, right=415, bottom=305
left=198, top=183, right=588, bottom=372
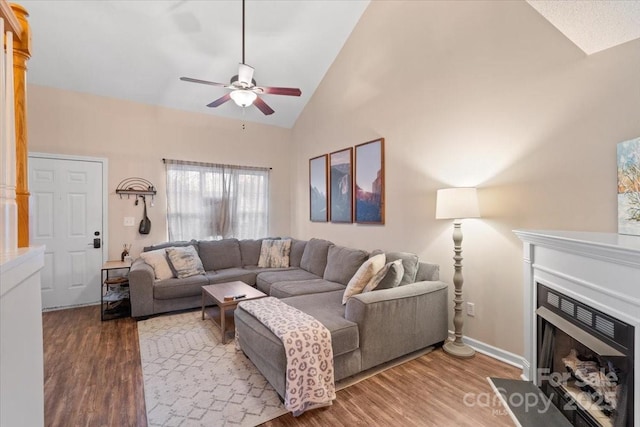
left=342, top=253, right=386, bottom=304
left=385, top=251, right=419, bottom=286
left=139, top=249, right=174, bottom=281
left=363, top=259, right=404, bottom=292
left=258, top=239, right=292, bottom=268
left=377, top=259, right=405, bottom=290
left=165, top=246, right=205, bottom=279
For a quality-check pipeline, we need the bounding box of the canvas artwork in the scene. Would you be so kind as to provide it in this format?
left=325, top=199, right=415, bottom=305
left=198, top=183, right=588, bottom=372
left=309, top=155, right=328, bottom=222
left=330, top=148, right=353, bottom=223
left=617, top=137, right=640, bottom=236
left=355, top=138, right=385, bottom=224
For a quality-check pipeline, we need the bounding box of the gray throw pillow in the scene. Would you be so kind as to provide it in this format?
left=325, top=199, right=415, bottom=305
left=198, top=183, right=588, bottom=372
left=373, top=259, right=404, bottom=290
left=300, top=238, right=333, bottom=276
left=324, top=245, right=369, bottom=286
left=385, top=251, right=419, bottom=285
left=165, top=246, right=205, bottom=278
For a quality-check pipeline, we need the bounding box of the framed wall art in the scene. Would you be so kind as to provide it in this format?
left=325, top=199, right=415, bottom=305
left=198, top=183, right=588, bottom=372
left=617, top=137, right=640, bottom=236
left=355, top=138, right=385, bottom=224
left=309, top=154, right=328, bottom=222
left=329, top=148, right=353, bottom=223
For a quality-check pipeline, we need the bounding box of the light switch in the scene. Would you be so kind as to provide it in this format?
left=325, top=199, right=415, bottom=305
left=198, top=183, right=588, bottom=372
left=124, top=216, right=135, bottom=226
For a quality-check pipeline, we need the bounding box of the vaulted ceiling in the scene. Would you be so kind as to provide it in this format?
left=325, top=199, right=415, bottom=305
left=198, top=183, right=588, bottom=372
left=17, top=0, right=640, bottom=129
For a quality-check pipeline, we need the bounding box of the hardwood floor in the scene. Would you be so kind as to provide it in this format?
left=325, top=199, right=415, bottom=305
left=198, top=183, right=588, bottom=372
left=43, top=305, right=520, bottom=426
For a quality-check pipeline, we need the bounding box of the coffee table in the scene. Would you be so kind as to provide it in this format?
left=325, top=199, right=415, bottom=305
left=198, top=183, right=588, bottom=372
left=201, top=281, right=266, bottom=344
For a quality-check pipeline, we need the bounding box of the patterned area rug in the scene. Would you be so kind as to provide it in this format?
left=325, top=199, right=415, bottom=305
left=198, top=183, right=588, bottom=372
left=137, top=310, right=287, bottom=427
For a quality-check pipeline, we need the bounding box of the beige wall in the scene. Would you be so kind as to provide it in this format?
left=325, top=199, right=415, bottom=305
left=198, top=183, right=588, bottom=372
left=290, top=1, right=640, bottom=356
left=27, top=85, right=292, bottom=260
left=25, top=0, right=640, bottom=357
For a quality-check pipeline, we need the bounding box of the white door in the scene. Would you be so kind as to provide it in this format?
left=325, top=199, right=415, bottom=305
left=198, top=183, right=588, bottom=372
left=29, top=156, right=105, bottom=309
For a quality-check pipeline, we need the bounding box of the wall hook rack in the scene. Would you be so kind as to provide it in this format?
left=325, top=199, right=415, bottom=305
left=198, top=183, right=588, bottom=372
left=115, top=177, right=157, bottom=205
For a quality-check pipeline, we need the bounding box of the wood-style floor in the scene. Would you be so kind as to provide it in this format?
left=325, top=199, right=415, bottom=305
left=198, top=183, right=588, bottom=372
left=43, top=305, right=520, bottom=427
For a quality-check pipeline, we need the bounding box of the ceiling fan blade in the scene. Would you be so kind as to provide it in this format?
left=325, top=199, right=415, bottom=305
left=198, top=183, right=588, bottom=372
left=258, top=86, right=302, bottom=97
left=207, top=93, right=232, bottom=108
left=180, top=77, right=227, bottom=87
left=253, top=96, right=275, bottom=115
left=238, top=63, right=255, bottom=86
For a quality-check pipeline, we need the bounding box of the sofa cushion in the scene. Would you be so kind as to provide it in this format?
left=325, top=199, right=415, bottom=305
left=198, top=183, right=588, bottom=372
left=139, top=249, right=174, bottom=281
left=385, top=251, right=419, bottom=286
left=153, top=274, right=209, bottom=300
left=258, top=239, right=291, bottom=268
left=165, top=246, right=205, bottom=279
left=205, top=268, right=259, bottom=286
left=269, top=279, right=345, bottom=299
left=323, top=245, right=369, bottom=286
left=198, top=238, right=242, bottom=271
left=300, top=238, right=333, bottom=276
left=256, top=269, right=321, bottom=295
left=143, top=240, right=197, bottom=253
left=364, top=259, right=404, bottom=291
left=239, top=239, right=263, bottom=266
left=282, top=290, right=359, bottom=357
left=343, top=253, right=386, bottom=304
left=288, top=238, right=307, bottom=267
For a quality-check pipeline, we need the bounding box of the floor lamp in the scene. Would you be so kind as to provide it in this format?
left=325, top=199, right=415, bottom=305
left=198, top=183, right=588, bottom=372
left=436, top=187, right=480, bottom=358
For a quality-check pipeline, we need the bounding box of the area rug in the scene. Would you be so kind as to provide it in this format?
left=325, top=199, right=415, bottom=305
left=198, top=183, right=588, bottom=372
left=138, top=310, right=287, bottom=427
left=138, top=309, right=435, bottom=426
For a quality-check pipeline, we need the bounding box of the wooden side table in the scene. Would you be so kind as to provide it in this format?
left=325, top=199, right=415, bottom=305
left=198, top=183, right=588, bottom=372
left=201, top=281, right=266, bottom=344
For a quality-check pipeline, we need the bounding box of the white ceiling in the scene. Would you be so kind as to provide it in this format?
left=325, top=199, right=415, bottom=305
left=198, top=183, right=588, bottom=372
left=16, top=1, right=640, bottom=129
left=18, top=0, right=370, bottom=128
left=527, top=0, right=640, bottom=54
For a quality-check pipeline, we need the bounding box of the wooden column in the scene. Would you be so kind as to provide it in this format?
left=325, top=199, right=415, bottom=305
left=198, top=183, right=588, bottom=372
left=10, top=3, right=30, bottom=247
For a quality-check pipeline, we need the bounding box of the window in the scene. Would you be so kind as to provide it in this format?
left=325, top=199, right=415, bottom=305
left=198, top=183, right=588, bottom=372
left=165, top=159, right=269, bottom=241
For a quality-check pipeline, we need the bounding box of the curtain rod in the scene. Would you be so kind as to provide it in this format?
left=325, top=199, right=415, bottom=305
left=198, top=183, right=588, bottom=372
left=162, top=158, right=272, bottom=171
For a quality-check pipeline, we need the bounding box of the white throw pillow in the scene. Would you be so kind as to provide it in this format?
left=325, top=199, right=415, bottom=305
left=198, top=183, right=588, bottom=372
left=342, top=253, right=386, bottom=304
left=139, top=249, right=174, bottom=281
left=258, top=239, right=292, bottom=268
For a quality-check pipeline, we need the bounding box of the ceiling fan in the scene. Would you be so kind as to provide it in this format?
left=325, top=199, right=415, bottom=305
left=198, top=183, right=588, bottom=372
left=179, top=0, right=301, bottom=115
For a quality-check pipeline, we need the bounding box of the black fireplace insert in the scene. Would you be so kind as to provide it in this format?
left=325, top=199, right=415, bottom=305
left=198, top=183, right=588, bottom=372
left=537, top=284, right=634, bottom=427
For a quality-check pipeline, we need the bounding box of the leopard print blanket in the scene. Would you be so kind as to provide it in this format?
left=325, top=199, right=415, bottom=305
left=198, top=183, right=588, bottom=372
left=237, top=297, right=336, bottom=416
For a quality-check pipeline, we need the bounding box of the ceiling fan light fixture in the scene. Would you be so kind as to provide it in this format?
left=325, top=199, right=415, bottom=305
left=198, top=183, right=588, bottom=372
left=230, top=89, right=257, bottom=107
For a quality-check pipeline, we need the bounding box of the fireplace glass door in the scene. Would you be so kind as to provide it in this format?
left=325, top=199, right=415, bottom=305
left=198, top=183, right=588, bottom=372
left=537, top=284, right=634, bottom=427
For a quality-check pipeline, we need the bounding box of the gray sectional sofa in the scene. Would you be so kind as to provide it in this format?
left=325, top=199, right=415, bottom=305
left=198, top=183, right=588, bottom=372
left=129, top=237, right=449, bottom=399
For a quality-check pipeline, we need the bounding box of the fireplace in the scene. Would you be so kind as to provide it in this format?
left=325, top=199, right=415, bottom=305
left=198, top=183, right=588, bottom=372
left=515, top=230, right=640, bottom=427
left=537, top=284, right=634, bottom=426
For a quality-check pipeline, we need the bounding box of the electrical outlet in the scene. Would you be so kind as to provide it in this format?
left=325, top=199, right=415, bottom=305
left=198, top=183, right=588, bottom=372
left=466, top=302, right=475, bottom=317
left=123, top=216, right=135, bottom=227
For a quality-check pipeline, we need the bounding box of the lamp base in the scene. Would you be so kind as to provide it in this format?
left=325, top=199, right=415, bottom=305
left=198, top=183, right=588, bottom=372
left=443, top=340, right=476, bottom=358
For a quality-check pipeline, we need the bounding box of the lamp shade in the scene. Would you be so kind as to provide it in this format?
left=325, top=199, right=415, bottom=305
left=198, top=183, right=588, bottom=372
left=435, top=187, right=480, bottom=220
left=229, top=89, right=257, bottom=107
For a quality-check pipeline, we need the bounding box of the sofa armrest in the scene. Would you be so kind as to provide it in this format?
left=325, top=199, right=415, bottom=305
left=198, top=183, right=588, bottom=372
left=129, top=258, right=155, bottom=317
left=345, top=281, right=448, bottom=370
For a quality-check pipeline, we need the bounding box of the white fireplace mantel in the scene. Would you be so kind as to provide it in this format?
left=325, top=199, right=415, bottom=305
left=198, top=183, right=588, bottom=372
left=514, top=229, right=640, bottom=426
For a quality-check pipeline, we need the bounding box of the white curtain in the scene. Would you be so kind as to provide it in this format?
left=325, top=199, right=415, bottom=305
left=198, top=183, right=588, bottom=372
left=165, top=160, right=269, bottom=241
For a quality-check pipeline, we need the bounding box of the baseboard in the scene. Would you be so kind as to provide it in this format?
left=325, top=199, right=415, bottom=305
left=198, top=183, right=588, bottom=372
left=448, top=330, right=526, bottom=370
left=42, top=301, right=101, bottom=312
